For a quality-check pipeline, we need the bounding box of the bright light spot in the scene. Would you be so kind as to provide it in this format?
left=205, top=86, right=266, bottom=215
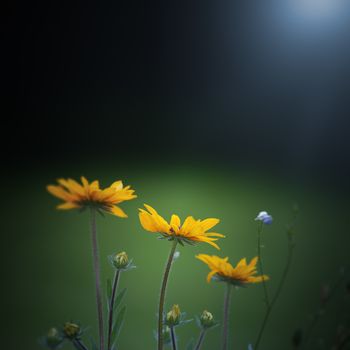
left=292, top=0, right=342, bottom=20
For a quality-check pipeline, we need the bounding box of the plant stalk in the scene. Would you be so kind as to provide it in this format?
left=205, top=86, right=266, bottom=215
left=194, top=329, right=206, bottom=350
left=90, top=208, right=104, bottom=350
left=158, top=240, right=178, bottom=350
left=72, top=338, right=89, bottom=350
left=107, top=269, right=121, bottom=350
left=254, top=243, right=294, bottom=350
left=170, top=327, right=177, bottom=350
left=222, top=283, right=232, bottom=350
left=257, top=223, right=270, bottom=307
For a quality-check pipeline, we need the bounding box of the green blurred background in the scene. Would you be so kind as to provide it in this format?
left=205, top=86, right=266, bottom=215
left=6, top=1, right=350, bottom=348
left=4, top=161, right=349, bottom=349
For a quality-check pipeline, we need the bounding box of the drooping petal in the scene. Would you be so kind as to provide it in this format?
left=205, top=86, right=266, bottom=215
left=57, top=202, right=80, bottom=210
left=109, top=205, right=128, bottom=218
left=139, top=210, right=159, bottom=232
left=206, top=270, right=218, bottom=283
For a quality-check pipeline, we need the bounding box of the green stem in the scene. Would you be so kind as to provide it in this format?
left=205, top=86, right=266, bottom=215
left=90, top=208, right=104, bottom=350
left=158, top=240, right=178, bottom=350
left=72, top=338, right=89, bottom=350
left=257, top=223, right=270, bottom=307
left=222, top=283, right=232, bottom=350
left=194, top=329, right=206, bottom=350
left=254, top=242, right=294, bottom=350
left=170, top=327, right=177, bottom=350
left=301, top=272, right=346, bottom=349
left=107, top=269, right=121, bottom=350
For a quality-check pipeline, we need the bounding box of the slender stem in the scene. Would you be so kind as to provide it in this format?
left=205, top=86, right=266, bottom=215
left=158, top=240, right=178, bottom=350
left=194, top=330, right=206, bottom=350
left=301, top=272, right=347, bottom=349
left=170, top=327, right=177, bottom=350
left=336, top=331, right=350, bottom=350
left=254, top=243, right=294, bottom=350
left=90, top=208, right=104, bottom=350
left=72, top=338, right=89, bottom=350
left=107, top=269, right=121, bottom=350
left=222, top=283, right=232, bottom=350
left=257, top=223, right=270, bottom=307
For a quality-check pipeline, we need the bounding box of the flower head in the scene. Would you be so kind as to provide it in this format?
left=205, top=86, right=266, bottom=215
left=139, top=204, right=224, bottom=249
left=40, top=327, right=64, bottom=349
left=63, top=322, right=80, bottom=339
left=200, top=310, right=215, bottom=328
left=113, top=251, right=129, bottom=269
left=196, top=254, right=269, bottom=286
left=166, top=304, right=181, bottom=326
left=47, top=177, right=136, bottom=217
left=255, top=211, right=273, bottom=225
left=108, top=251, right=136, bottom=271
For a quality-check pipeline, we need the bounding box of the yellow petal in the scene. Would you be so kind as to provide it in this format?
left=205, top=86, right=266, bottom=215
left=205, top=232, right=225, bottom=237
left=181, top=216, right=196, bottom=233
left=47, top=185, right=73, bottom=201
left=67, top=178, right=85, bottom=196
left=248, top=275, right=269, bottom=283
left=81, top=176, right=89, bottom=188
left=236, top=258, right=247, bottom=268
left=248, top=256, right=258, bottom=268
left=200, top=218, right=220, bottom=231
left=139, top=211, right=158, bottom=232
left=111, top=180, right=123, bottom=190
left=109, top=206, right=128, bottom=218
left=207, top=270, right=218, bottom=283
left=57, top=202, right=80, bottom=210
left=170, top=214, right=181, bottom=228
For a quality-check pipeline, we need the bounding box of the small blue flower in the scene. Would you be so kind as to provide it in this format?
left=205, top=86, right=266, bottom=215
left=255, top=211, right=273, bottom=225
left=248, top=344, right=253, bottom=350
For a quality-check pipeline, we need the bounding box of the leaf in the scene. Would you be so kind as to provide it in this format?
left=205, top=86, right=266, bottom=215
left=186, top=338, right=195, bottom=350
left=111, top=305, right=127, bottom=344
left=114, top=288, right=127, bottom=311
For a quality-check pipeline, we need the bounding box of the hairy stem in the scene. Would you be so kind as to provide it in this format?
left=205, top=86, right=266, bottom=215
left=72, top=338, right=89, bottom=350
left=90, top=208, right=104, bottom=350
left=222, top=283, right=232, bottom=350
left=194, top=330, right=206, bottom=350
left=107, top=269, right=121, bottom=350
left=170, top=327, right=177, bottom=350
left=257, top=223, right=270, bottom=307
left=158, top=240, right=178, bottom=350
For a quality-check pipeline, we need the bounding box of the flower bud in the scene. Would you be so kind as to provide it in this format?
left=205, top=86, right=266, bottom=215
left=113, top=251, right=129, bottom=269
left=166, top=304, right=181, bottom=326
left=46, top=328, right=62, bottom=348
left=63, top=322, right=80, bottom=339
left=200, top=310, right=214, bottom=328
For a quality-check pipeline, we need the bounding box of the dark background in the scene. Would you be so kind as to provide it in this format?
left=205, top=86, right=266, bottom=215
left=6, top=0, right=350, bottom=183
left=4, top=1, right=350, bottom=349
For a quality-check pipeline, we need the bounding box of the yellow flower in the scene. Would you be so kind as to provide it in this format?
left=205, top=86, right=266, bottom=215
left=138, top=204, right=224, bottom=249
left=47, top=177, right=136, bottom=217
left=196, top=254, right=269, bottom=285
